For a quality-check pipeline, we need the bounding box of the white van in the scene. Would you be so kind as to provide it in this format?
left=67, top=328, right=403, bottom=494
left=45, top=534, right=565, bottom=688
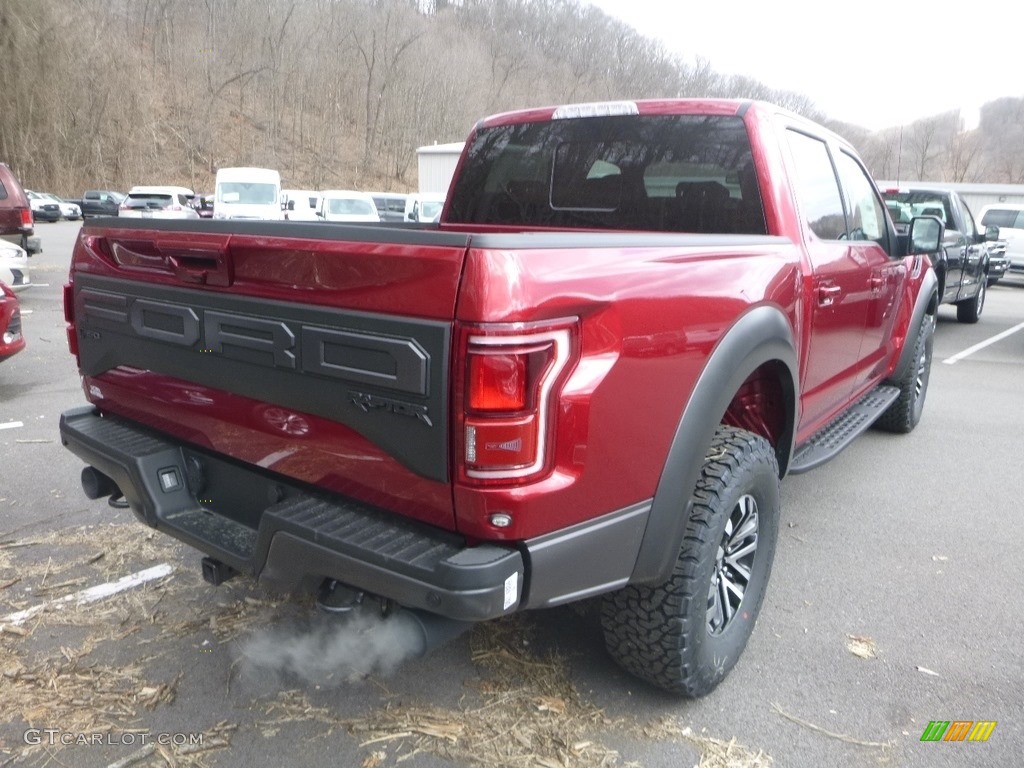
left=213, top=167, right=282, bottom=220
left=976, top=203, right=1024, bottom=274
left=404, top=193, right=445, bottom=223
left=281, top=189, right=321, bottom=222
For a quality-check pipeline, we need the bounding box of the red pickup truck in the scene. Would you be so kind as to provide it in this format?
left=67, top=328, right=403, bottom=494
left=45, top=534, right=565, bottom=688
left=59, top=99, right=940, bottom=697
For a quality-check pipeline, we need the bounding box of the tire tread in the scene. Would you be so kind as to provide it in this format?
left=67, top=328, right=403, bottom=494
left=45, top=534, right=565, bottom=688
left=601, top=425, right=779, bottom=696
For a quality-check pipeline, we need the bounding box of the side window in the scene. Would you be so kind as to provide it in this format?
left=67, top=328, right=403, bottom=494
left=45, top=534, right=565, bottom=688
left=0, top=181, right=7, bottom=200
left=1015, top=211, right=1024, bottom=228
left=834, top=151, right=889, bottom=249
left=982, top=208, right=1018, bottom=228
left=785, top=130, right=846, bottom=240
left=958, top=198, right=977, bottom=238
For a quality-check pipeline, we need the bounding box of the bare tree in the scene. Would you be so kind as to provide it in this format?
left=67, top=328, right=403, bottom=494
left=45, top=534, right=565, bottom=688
left=352, top=2, right=425, bottom=169
left=947, top=127, right=984, bottom=183
left=855, top=127, right=906, bottom=181
left=903, top=114, right=956, bottom=181
left=4, top=0, right=1023, bottom=196
left=978, top=98, right=1024, bottom=183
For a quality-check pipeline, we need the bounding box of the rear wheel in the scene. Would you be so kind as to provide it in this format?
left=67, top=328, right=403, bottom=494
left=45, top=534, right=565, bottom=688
left=956, top=279, right=985, bottom=323
left=601, top=426, right=780, bottom=697
left=876, top=317, right=933, bottom=433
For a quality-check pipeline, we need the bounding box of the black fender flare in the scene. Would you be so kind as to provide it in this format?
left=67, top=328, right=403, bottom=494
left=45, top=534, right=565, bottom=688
left=629, top=305, right=798, bottom=585
left=890, top=265, right=938, bottom=383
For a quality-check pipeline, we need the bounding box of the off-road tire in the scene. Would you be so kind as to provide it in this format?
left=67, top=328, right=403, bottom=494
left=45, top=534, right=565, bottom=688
left=600, top=425, right=780, bottom=697
left=956, top=279, right=985, bottom=323
left=875, top=317, right=933, bottom=433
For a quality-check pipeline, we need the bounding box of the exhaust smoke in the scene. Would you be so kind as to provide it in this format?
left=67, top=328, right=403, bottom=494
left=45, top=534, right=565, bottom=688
left=238, top=607, right=426, bottom=686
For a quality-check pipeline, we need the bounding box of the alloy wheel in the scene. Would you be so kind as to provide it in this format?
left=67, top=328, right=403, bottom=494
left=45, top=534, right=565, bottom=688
left=707, top=494, right=759, bottom=635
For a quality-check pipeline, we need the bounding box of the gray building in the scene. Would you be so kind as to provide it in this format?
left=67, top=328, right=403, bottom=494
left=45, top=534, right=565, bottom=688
left=416, top=142, right=464, bottom=196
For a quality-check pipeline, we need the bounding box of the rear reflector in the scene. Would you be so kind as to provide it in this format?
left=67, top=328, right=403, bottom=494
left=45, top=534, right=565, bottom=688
left=465, top=416, right=537, bottom=468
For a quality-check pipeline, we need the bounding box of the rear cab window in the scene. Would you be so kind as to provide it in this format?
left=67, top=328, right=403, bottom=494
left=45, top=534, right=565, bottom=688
left=126, top=193, right=174, bottom=209
left=882, top=190, right=952, bottom=229
left=446, top=114, right=767, bottom=234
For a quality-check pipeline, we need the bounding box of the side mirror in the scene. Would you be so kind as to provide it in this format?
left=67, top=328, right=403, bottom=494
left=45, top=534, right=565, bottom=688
left=985, top=224, right=1000, bottom=241
left=287, top=200, right=296, bottom=211
left=316, top=210, right=324, bottom=218
left=908, top=216, right=943, bottom=254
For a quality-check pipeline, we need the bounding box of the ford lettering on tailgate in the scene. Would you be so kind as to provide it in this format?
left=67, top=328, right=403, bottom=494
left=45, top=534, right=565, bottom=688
left=73, top=274, right=450, bottom=481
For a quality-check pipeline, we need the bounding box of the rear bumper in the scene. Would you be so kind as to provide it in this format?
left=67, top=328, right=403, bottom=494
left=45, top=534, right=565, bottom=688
left=1, top=232, right=38, bottom=253
left=59, top=406, right=524, bottom=622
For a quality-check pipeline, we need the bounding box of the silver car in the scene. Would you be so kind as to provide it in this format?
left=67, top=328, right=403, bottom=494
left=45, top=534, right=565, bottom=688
left=119, top=186, right=200, bottom=219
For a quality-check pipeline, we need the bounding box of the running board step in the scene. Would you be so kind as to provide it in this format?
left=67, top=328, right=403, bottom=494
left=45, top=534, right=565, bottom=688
left=789, top=385, right=900, bottom=474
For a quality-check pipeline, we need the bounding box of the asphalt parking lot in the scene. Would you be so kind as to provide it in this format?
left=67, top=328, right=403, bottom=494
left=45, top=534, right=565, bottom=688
left=1, top=221, right=1022, bottom=768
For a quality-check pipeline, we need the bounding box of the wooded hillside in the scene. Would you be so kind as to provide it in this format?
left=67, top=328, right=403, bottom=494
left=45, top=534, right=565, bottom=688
left=2, top=0, right=1021, bottom=195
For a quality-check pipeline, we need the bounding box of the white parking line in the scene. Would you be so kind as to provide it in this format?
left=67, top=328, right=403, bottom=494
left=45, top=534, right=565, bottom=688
left=943, top=321, right=1024, bottom=365
left=0, top=563, right=174, bottom=628
left=0, top=421, right=24, bottom=431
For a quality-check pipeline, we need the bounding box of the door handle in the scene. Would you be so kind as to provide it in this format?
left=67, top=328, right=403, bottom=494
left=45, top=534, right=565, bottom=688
left=817, top=285, right=842, bottom=306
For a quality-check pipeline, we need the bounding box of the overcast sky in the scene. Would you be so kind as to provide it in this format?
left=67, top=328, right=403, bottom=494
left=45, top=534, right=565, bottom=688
left=587, top=0, right=1017, bottom=131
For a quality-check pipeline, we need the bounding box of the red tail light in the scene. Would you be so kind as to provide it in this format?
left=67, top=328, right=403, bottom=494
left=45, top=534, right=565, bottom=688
left=64, top=282, right=78, bottom=357
left=19, top=209, right=32, bottom=229
left=457, top=319, right=577, bottom=484
left=469, top=353, right=527, bottom=411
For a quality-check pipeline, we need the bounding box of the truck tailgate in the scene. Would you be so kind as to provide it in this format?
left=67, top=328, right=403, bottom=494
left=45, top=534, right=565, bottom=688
left=68, top=220, right=470, bottom=530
